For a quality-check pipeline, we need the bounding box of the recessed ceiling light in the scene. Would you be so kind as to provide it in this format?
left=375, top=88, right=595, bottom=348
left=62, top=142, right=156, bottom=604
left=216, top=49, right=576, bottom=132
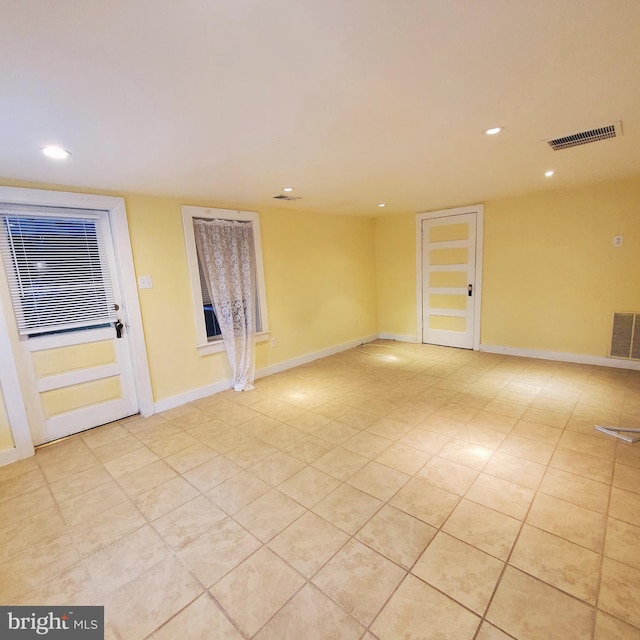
left=283, top=187, right=293, bottom=192
left=545, top=170, right=554, bottom=177
left=485, top=127, right=503, bottom=135
left=378, top=203, right=386, bottom=208
left=42, top=145, right=71, bottom=159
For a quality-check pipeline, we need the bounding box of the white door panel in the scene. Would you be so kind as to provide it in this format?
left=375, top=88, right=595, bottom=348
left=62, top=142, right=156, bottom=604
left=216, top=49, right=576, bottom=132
left=422, top=212, right=477, bottom=349
left=27, top=325, right=138, bottom=444
left=1, top=207, right=139, bottom=445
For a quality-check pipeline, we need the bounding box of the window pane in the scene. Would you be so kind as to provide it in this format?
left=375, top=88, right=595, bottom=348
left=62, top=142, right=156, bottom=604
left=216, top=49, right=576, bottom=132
left=197, top=249, right=212, bottom=306
left=197, top=246, right=221, bottom=339
left=0, top=214, right=117, bottom=335
left=182, top=205, right=269, bottom=350
left=195, top=223, right=262, bottom=340
left=203, top=304, right=222, bottom=338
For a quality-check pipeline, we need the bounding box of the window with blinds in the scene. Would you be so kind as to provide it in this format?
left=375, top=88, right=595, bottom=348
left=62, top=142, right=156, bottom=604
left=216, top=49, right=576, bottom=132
left=0, top=211, right=117, bottom=336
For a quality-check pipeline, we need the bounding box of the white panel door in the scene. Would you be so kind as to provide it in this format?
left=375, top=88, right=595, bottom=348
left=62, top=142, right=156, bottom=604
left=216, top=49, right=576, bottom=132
left=422, top=212, right=477, bottom=349
left=0, top=207, right=139, bottom=444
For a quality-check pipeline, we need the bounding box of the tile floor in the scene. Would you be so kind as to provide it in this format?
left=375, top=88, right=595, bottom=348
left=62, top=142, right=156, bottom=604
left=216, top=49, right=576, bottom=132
left=1, top=341, right=640, bottom=639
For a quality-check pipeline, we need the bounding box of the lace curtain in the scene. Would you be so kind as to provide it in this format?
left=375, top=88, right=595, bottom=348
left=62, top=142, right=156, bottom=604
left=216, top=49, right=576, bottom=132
left=194, top=218, right=257, bottom=391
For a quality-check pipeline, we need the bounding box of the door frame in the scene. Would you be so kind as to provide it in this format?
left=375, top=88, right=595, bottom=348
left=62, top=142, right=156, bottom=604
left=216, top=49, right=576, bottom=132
left=0, top=297, right=33, bottom=465
left=416, top=204, right=484, bottom=350
left=0, top=186, right=154, bottom=457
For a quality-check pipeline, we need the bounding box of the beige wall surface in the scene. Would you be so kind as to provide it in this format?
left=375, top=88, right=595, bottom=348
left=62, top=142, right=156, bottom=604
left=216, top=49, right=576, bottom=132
left=374, top=176, right=640, bottom=357
left=481, top=178, right=640, bottom=355
left=0, top=384, right=14, bottom=450
left=374, top=213, right=417, bottom=338
left=1, top=172, right=640, bottom=442
left=125, top=194, right=378, bottom=402
left=0, top=182, right=378, bottom=436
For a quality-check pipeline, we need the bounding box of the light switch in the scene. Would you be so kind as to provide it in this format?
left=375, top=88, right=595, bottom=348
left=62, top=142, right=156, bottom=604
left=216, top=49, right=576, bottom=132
left=138, top=275, right=153, bottom=289
left=613, top=235, right=624, bottom=247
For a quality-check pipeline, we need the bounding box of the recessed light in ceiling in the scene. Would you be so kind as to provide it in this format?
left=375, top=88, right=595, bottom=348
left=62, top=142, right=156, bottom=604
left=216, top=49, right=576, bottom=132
left=283, top=187, right=293, bottom=192
left=378, top=203, right=386, bottom=208
left=485, top=127, right=503, bottom=135
left=42, top=145, right=71, bottom=159
left=545, top=170, right=554, bottom=177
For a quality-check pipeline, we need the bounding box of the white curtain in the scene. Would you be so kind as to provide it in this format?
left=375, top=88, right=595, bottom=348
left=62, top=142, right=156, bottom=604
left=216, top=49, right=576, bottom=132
left=194, top=218, right=257, bottom=391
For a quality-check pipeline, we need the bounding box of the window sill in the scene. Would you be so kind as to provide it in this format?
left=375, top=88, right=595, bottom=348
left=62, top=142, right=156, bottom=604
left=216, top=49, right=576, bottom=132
left=197, top=331, right=270, bottom=356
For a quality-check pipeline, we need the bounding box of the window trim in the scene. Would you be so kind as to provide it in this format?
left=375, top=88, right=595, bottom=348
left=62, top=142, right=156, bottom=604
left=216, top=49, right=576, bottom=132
left=181, top=206, right=269, bottom=356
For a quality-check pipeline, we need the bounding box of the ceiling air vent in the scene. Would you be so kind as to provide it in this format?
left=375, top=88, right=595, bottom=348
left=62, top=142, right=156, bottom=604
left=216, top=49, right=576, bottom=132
left=273, top=194, right=301, bottom=201
left=545, top=121, right=622, bottom=151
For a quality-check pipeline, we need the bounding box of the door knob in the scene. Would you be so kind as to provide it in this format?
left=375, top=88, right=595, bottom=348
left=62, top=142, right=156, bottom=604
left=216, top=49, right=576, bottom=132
left=114, top=319, right=124, bottom=338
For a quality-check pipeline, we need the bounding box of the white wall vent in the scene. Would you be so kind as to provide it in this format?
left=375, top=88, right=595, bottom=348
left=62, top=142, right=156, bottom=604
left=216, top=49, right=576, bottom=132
left=610, top=312, right=640, bottom=360
left=546, top=121, right=622, bottom=151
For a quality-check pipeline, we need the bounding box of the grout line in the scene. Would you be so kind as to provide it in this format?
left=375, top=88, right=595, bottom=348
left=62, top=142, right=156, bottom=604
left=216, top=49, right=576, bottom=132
left=3, top=346, right=640, bottom=638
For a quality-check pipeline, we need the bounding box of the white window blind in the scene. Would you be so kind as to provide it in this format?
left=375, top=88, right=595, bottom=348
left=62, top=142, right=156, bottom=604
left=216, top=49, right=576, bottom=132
left=0, top=208, right=117, bottom=336
left=197, top=249, right=212, bottom=306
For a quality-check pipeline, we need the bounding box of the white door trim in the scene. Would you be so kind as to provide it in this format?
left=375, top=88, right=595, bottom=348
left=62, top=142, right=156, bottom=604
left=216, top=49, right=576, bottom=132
left=0, top=294, right=34, bottom=464
left=0, top=186, right=154, bottom=457
left=416, top=204, right=484, bottom=350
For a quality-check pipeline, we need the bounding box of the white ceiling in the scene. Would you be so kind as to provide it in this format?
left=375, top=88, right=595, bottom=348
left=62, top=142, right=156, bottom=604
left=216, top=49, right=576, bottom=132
left=2, top=0, right=639, bottom=216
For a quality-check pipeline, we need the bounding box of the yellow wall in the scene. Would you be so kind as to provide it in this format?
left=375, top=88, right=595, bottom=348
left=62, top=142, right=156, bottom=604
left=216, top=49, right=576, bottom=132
left=123, top=194, right=232, bottom=400
left=481, top=178, right=640, bottom=355
left=259, top=207, right=378, bottom=360
left=125, top=194, right=378, bottom=401
left=375, top=176, right=640, bottom=358
left=0, top=179, right=377, bottom=413
left=375, top=214, right=416, bottom=337
left=0, top=384, right=15, bottom=450
left=2, top=172, right=639, bottom=434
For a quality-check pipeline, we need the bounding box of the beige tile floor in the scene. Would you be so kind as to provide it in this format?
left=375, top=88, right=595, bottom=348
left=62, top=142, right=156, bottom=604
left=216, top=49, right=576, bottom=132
left=2, top=340, right=640, bottom=639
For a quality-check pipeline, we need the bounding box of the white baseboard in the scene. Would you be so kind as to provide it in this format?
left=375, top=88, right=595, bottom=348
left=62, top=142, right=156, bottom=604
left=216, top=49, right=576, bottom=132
left=256, top=334, right=378, bottom=379
left=154, top=338, right=640, bottom=414
left=377, top=333, right=419, bottom=343
left=153, top=334, right=379, bottom=413
left=480, top=344, right=640, bottom=371
left=154, top=378, right=233, bottom=414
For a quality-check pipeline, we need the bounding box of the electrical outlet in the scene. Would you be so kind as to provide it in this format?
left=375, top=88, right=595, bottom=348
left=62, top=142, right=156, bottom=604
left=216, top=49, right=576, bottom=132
left=613, top=235, right=624, bottom=247
left=271, top=337, right=277, bottom=348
